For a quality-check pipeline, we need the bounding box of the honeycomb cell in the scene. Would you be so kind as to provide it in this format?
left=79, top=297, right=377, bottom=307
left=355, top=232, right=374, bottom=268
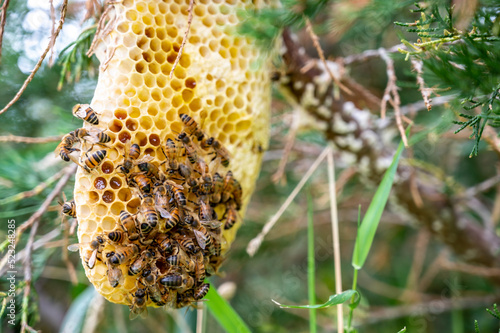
left=170, top=79, right=183, bottom=91
left=139, top=116, right=153, bottom=130
left=182, top=89, right=194, bottom=103
left=149, top=133, right=161, bottom=146
left=102, top=216, right=116, bottom=230
left=79, top=177, right=91, bottom=190
left=185, top=77, right=196, bottom=89
left=172, top=95, right=183, bottom=108
left=96, top=204, right=108, bottom=217
left=129, top=107, right=141, bottom=118
left=142, top=51, right=153, bottom=62
left=144, top=148, right=155, bottom=156
left=189, top=98, right=202, bottom=112
left=131, top=22, right=144, bottom=35
left=167, top=26, right=178, bottom=38
left=80, top=204, right=91, bottom=218
left=155, top=118, right=166, bottom=130
left=118, top=131, right=132, bottom=143
left=126, top=119, right=138, bottom=131
left=110, top=177, right=122, bottom=189
left=135, top=61, right=147, bottom=74
left=151, top=88, right=162, bottom=102
left=118, top=188, right=132, bottom=201
left=102, top=190, right=115, bottom=203
left=101, top=161, right=114, bottom=174
left=88, top=191, right=99, bottom=203
left=94, top=177, right=107, bottom=190
left=143, top=15, right=153, bottom=27
left=110, top=202, right=125, bottom=215
left=148, top=62, right=160, bottom=75
left=234, top=96, right=244, bottom=109
left=125, top=10, right=137, bottom=21
left=135, top=132, right=148, bottom=146
left=126, top=197, right=141, bottom=213
left=154, top=51, right=165, bottom=64
left=109, top=119, right=123, bottom=133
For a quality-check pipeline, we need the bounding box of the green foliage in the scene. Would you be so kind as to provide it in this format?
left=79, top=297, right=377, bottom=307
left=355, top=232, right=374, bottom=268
left=352, top=135, right=406, bottom=269
left=205, top=285, right=251, bottom=333
left=398, top=2, right=500, bottom=156
left=57, top=27, right=98, bottom=91
left=237, top=0, right=331, bottom=50
left=474, top=304, right=500, bottom=332
left=272, top=289, right=358, bottom=309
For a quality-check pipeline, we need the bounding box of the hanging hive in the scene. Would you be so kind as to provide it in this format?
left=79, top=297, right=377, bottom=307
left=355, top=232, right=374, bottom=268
left=71, top=0, right=271, bottom=309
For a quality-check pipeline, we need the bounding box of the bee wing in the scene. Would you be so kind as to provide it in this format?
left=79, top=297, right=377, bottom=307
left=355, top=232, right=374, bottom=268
left=157, top=207, right=172, bottom=219
left=87, top=249, right=98, bottom=269
left=67, top=243, right=82, bottom=252
left=140, top=155, right=154, bottom=163
left=201, top=220, right=223, bottom=229
left=74, top=108, right=87, bottom=119
left=193, top=230, right=207, bottom=249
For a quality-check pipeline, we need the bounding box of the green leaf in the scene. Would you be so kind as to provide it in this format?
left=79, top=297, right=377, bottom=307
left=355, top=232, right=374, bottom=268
left=272, top=290, right=358, bottom=309
left=59, top=286, right=97, bottom=333
left=397, top=327, right=407, bottom=333
left=206, top=285, right=251, bottom=333
left=351, top=136, right=406, bottom=270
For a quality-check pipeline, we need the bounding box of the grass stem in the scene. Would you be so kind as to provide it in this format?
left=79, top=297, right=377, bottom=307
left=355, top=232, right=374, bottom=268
left=307, top=191, right=317, bottom=333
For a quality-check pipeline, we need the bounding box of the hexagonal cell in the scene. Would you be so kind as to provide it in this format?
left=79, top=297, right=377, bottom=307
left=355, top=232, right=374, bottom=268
left=94, top=177, right=107, bottom=190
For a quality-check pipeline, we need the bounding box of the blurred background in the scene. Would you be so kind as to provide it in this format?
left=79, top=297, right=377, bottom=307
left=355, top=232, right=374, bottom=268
left=1, top=0, right=500, bottom=332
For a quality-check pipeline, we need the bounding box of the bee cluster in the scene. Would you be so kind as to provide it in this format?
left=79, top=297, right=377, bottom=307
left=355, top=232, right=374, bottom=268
left=60, top=105, right=242, bottom=318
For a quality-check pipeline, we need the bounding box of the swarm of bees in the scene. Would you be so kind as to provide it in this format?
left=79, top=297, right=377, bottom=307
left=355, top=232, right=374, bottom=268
left=59, top=104, right=242, bottom=318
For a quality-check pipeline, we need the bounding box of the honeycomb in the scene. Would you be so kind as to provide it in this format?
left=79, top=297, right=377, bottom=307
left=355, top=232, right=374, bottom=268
left=68, top=0, right=271, bottom=310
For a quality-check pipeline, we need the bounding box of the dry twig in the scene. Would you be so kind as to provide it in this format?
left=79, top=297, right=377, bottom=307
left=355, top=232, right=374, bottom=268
left=16, top=164, right=77, bottom=241
left=379, top=48, right=408, bottom=147
left=170, top=0, right=194, bottom=79
left=411, top=59, right=433, bottom=111
left=271, top=112, right=299, bottom=184
left=247, top=146, right=330, bottom=256
left=0, top=0, right=10, bottom=61
left=48, top=0, right=56, bottom=66
left=0, top=134, right=62, bottom=143
left=87, top=1, right=117, bottom=57
left=305, top=18, right=352, bottom=96
left=0, top=0, right=68, bottom=116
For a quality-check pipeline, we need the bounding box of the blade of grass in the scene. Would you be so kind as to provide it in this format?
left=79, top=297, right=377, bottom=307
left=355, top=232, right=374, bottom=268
left=307, top=190, right=317, bottom=333
left=59, top=286, right=96, bottom=333
left=352, top=137, right=406, bottom=270
left=206, top=284, right=251, bottom=333
left=272, top=290, right=358, bottom=309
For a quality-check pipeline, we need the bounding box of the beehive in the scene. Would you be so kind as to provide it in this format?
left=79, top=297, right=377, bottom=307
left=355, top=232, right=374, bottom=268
left=71, top=0, right=271, bottom=307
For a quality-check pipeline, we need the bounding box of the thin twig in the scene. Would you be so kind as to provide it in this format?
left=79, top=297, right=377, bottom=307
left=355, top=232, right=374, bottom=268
left=0, top=0, right=68, bottom=116
left=379, top=48, right=408, bottom=147
left=411, top=59, right=432, bottom=111
left=400, top=230, right=429, bottom=302
left=327, top=146, right=343, bottom=332
left=271, top=111, right=299, bottom=185
left=0, top=168, right=66, bottom=205
left=342, top=43, right=405, bottom=66
left=87, top=1, right=116, bottom=57
left=170, top=0, right=194, bottom=79
left=247, top=146, right=330, bottom=256
left=305, top=18, right=352, bottom=96
left=196, top=304, right=204, bottom=333
left=441, top=258, right=500, bottom=277
left=0, top=134, right=62, bottom=143
left=0, top=0, right=10, bottom=61
left=16, top=164, right=77, bottom=242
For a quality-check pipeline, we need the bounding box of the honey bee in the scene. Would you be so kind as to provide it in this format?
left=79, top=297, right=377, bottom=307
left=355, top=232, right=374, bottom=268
left=138, top=162, right=160, bottom=180
left=107, top=230, right=127, bottom=244
left=129, top=288, right=148, bottom=319
left=164, top=207, right=181, bottom=232
left=153, top=185, right=171, bottom=219
left=166, top=252, right=196, bottom=272
left=142, top=269, right=166, bottom=306
left=205, top=137, right=230, bottom=167
left=118, top=210, right=140, bottom=241
left=160, top=274, right=194, bottom=293
left=194, top=252, right=206, bottom=283
left=179, top=113, right=205, bottom=141
left=128, top=249, right=155, bottom=276
left=167, top=181, right=187, bottom=206
left=184, top=215, right=213, bottom=252
left=81, top=149, right=107, bottom=173
left=128, top=173, right=153, bottom=194
left=194, top=283, right=210, bottom=300
left=55, top=132, right=80, bottom=163
left=175, top=233, right=198, bottom=254
left=118, top=142, right=141, bottom=175
left=163, top=138, right=180, bottom=171
left=106, top=260, right=125, bottom=288
left=196, top=158, right=212, bottom=195
left=72, top=104, right=99, bottom=125
left=140, top=196, right=159, bottom=238
left=108, top=243, right=140, bottom=266
left=157, top=234, right=178, bottom=256
left=73, top=127, right=111, bottom=149
left=210, top=172, right=224, bottom=204
left=222, top=171, right=242, bottom=209
left=68, top=235, right=105, bottom=269
left=224, top=201, right=239, bottom=230
left=61, top=199, right=76, bottom=218
left=177, top=132, right=198, bottom=165
left=175, top=290, right=196, bottom=309
left=198, top=198, right=221, bottom=227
